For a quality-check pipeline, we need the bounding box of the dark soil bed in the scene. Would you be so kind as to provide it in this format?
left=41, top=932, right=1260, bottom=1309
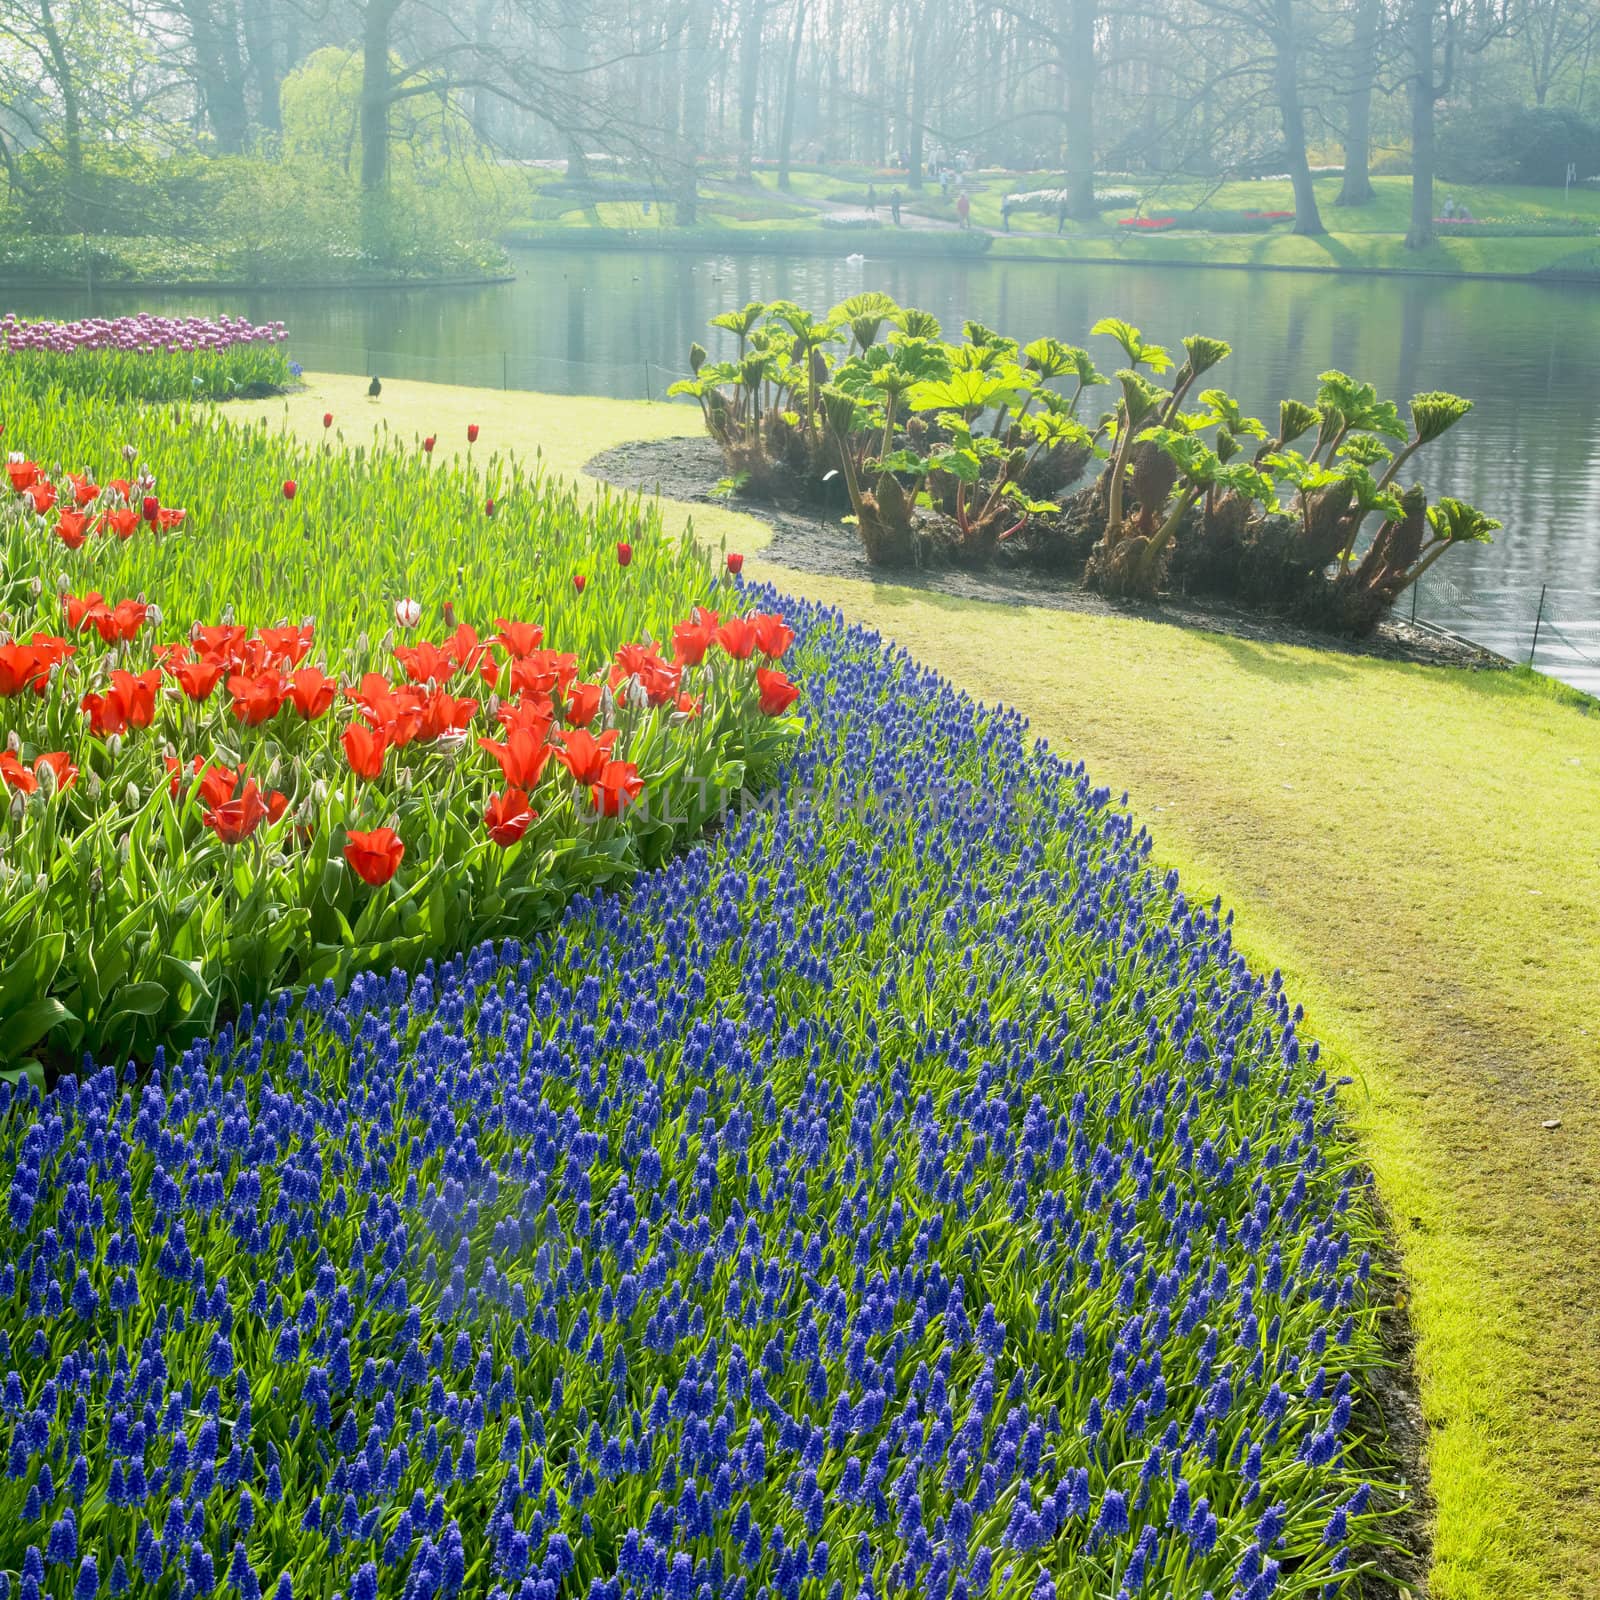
left=590, top=434, right=1505, bottom=673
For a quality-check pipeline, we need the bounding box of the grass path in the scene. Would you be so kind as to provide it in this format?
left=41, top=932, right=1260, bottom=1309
left=242, top=376, right=1600, bottom=1598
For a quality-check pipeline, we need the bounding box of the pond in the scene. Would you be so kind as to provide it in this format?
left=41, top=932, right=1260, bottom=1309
left=12, top=247, right=1600, bottom=692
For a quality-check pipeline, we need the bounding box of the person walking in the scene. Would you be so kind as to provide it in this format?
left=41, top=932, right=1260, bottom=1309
left=955, top=190, right=971, bottom=229
left=1056, top=193, right=1068, bottom=235
left=890, top=189, right=902, bottom=226
left=866, top=183, right=878, bottom=214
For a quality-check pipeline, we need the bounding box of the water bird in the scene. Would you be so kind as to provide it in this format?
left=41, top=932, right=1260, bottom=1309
left=367, top=376, right=382, bottom=398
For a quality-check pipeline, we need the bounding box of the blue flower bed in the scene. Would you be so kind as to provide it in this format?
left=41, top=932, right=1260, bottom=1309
left=0, top=587, right=1387, bottom=1600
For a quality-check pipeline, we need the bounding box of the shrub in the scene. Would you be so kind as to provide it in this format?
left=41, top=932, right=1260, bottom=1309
left=1438, top=105, right=1600, bottom=186
left=0, top=585, right=1393, bottom=1600
left=818, top=212, right=884, bottom=230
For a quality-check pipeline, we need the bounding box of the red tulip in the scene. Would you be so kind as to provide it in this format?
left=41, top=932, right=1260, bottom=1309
left=204, top=781, right=279, bottom=845
left=492, top=621, right=545, bottom=661
left=342, top=722, right=389, bottom=781
left=423, top=435, right=436, bottom=454
left=288, top=667, right=337, bottom=719
left=554, top=727, right=619, bottom=787
left=484, top=786, right=535, bottom=847
left=170, top=656, right=226, bottom=702
left=104, top=508, right=140, bottom=541
left=345, top=826, right=405, bottom=886
left=282, top=479, right=297, bottom=500
left=415, top=687, right=476, bottom=741
left=478, top=727, right=552, bottom=788
left=590, top=759, right=644, bottom=817
left=726, top=552, right=744, bottom=575
left=563, top=681, right=602, bottom=727
left=69, top=473, right=99, bottom=507
left=6, top=459, right=38, bottom=492
left=55, top=512, right=89, bottom=549
left=485, top=498, right=496, bottom=518
left=672, top=621, right=712, bottom=667
left=0, top=643, right=40, bottom=696
left=0, top=752, right=36, bottom=795
left=753, top=613, right=794, bottom=659
left=394, top=641, right=455, bottom=686
left=467, top=423, right=480, bottom=443
left=32, top=751, right=77, bottom=794
left=756, top=667, right=800, bottom=716
left=573, top=574, right=587, bottom=593
left=714, top=618, right=758, bottom=661
left=111, top=669, right=160, bottom=728
left=24, top=481, right=57, bottom=516
left=142, top=495, right=160, bottom=524
left=323, top=412, right=334, bottom=428
left=226, top=670, right=285, bottom=726
left=168, top=756, right=239, bottom=810
left=616, top=541, right=633, bottom=567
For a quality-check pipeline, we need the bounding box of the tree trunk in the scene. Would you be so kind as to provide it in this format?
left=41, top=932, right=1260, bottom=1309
left=677, top=0, right=715, bottom=223
left=776, top=0, right=807, bottom=189
left=241, top=0, right=282, bottom=133
left=737, top=0, right=764, bottom=181
left=1405, top=0, right=1436, bottom=250
left=1062, top=0, right=1097, bottom=220
left=1336, top=0, right=1380, bottom=206
left=359, top=0, right=399, bottom=256
left=906, top=9, right=927, bottom=190
left=560, top=0, right=590, bottom=177
left=183, top=0, right=250, bottom=153
left=37, top=0, right=84, bottom=226
left=1272, top=0, right=1325, bottom=236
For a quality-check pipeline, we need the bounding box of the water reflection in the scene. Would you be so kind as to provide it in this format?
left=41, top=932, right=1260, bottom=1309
left=11, top=249, right=1599, bottom=686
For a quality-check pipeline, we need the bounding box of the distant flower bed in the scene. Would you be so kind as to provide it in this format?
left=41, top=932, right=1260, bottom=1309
left=0, top=583, right=1394, bottom=1600
left=1, top=315, right=293, bottom=402
left=1001, top=188, right=1141, bottom=215
left=819, top=212, right=884, bottom=230
left=1118, top=216, right=1177, bottom=232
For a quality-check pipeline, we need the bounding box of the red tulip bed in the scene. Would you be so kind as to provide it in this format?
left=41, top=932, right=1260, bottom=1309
left=0, top=376, right=801, bottom=1074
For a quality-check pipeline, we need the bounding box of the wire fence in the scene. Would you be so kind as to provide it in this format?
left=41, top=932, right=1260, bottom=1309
left=289, top=338, right=1600, bottom=700
left=1410, top=570, right=1600, bottom=694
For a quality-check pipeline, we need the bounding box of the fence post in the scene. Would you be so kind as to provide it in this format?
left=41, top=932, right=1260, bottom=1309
left=1529, top=584, right=1548, bottom=666
left=1410, top=580, right=1419, bottom=625
left=644, top=360, right=653, bottom=403
left=503, top=351, right=509, bottom=391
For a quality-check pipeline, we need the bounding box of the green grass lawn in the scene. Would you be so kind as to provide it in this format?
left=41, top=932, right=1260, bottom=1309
left=243, top=375, right=1600, bottom=1599
left=515, top=168, right=1600, bottom=279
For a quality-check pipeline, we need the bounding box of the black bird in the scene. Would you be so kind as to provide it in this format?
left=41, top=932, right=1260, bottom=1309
left=367, top=376, right=382, bottom=398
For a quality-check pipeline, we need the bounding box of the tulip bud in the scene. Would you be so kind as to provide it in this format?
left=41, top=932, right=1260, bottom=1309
left=599, top=685, right=617, bottom=728
left=38, top=760, right=57, bottom=795
left=105, top=735, right=122, bottom=760
left=380, top=628, right=395, bottom=657
left=312, top=779, right=328, bottom=805
left=122, top=444, right=138, bottom=462
left=467, top=424, right=479, bottom=443
left=142, top=495, right=159, bottom=524
left=423, top=436, right=436, bottom=454
left=485, top=499, right=496, bottom=518
left=394, top=598, right=421, bottom=629
left=118, top=832, right=131, bottom=865
left=283, top=480, right=298, bottom=501
left=125, top=784, right=140, bottom=809
left=726, top=552, right=744, bottom=576
left=8, top=792, right=22, bottom=822
left=35, top=871, right=48, bottom=896
left=616, top=542, right=633, bottom=567
left=146, top=603, right=163, bottom=626
left=573, top=574, right=587, bottom=594
left=4, top=731, right=17, bottom=754
left=626, top=677, right=650, bottom=712
left=323, top=413, right=334, bottom=429
left=221, top=604, right=236, bottom=625
left=28, top=577, right=41, bottom=598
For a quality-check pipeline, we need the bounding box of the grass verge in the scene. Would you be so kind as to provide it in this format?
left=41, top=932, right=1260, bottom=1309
left=247, top=377, right=1600, bottom=1596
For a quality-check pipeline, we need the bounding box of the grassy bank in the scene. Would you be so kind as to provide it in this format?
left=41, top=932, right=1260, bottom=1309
left=241, top=376, right=1600, bottom=1598
left=509, top=169, right=1600, bottom=281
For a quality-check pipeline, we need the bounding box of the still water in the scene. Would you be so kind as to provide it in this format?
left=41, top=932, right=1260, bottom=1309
left=13, top=247, right=1600, bottom=689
